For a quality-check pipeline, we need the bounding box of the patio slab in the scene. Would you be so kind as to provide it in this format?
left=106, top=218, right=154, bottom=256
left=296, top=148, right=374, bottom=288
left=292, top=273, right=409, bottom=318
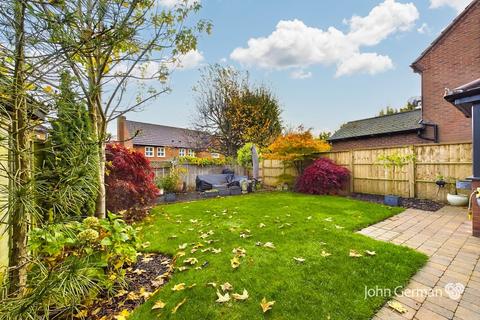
left=360, top=206, right=480, bottom=320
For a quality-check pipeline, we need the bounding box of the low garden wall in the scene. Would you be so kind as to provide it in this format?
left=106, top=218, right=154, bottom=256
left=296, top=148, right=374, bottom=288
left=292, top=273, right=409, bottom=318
left=260, top=142, right=472, bottom=202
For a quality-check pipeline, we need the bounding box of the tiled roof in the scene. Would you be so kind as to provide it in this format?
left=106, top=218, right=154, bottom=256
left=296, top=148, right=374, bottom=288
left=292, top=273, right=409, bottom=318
left=329, top=109, right=423, bottom=141
left=126, top=120, right=210, bottom=149
left=411, top=0, right=479, bottom=70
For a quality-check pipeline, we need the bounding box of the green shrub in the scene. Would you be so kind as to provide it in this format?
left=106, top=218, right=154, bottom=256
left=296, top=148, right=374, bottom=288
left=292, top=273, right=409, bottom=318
left=178, top=156, right=228, bottom=166
left=156, top=167, right=187, bottom=193
left=237, top=143, right=255, bottom=168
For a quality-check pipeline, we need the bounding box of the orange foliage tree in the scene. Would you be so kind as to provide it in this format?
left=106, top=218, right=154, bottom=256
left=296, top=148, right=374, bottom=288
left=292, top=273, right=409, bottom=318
left=264, top=127, right=331, bottom=174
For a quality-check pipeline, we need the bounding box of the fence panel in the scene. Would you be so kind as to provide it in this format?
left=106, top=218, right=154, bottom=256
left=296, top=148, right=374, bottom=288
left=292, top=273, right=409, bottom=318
left=259, top=142, right=473, bottom=202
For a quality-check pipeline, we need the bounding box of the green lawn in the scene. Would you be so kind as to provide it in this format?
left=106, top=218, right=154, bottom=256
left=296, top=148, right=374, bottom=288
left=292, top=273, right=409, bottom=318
left=131, top=192, right=427, bottom=320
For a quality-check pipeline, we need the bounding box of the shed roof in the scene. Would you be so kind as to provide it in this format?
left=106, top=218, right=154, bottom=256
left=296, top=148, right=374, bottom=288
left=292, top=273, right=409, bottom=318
left=126, top=120, right=210, bottom=149
left=329, top=109, right=423, bottom=141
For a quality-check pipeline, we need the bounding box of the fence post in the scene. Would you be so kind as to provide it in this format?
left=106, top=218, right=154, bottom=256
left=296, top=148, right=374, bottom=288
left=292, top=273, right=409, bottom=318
left=349, top=150, right=355, bottom=193
left=408, top=145, right=416, bottom=198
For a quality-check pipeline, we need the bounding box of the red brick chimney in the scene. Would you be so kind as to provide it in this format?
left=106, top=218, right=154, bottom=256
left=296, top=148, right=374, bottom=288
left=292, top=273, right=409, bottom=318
left=117, top=116, right=133, bottom=148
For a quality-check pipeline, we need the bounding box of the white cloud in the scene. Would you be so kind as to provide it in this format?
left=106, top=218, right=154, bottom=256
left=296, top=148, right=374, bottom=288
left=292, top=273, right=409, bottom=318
left=429, top=0, right=471, bottom=12
left=417, top=23, right=431, bottom=34
left=158, top=0, right=199, bottom=8
left=335, top=53, right=393, bottom=77
left=111, top=50, right=204, bottom=79
left=176, top=49, right=204, bottom=70
left=290, top=69, right=313, bottom=79
left=230, top=0, right=418, bottom=77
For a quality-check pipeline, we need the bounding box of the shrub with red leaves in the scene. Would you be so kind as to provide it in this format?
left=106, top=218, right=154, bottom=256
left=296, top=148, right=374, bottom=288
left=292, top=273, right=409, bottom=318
left=296, top=157, right=350, bottom=195
left=105, top=144, right=159, bottom=218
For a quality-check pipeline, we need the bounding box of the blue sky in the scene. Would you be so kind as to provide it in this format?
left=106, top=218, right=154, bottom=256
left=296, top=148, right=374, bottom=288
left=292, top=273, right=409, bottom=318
left=110, top=0, right=470, bottom=136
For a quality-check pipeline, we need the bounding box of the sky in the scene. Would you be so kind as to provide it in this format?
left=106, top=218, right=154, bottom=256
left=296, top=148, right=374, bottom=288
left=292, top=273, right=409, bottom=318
left=109, top=0, right=472, bottom=136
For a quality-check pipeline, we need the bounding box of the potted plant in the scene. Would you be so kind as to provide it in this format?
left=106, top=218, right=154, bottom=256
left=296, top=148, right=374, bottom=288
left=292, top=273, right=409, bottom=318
left=156, top=166, right=186, bottom=202
left=377, top=153, right=415, bottom=206
left=446, top=178, right=470, bottom=206
left=435, top=174, right=446, bottom=188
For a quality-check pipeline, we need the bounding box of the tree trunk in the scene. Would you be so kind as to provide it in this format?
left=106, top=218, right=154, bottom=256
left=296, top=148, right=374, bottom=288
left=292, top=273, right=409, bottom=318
left=95, top=140, right=106, bottom=218
left=8, top=0, right=30, bottom=296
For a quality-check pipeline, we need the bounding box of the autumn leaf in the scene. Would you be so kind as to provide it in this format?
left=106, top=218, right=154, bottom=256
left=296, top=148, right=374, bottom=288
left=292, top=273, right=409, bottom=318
left=232, top=289, right=249, bottom=301
left=263, top=242, right=276, bottom=249
left=220, top=282, right=233, bottom=292
left=113, top=309, right=130, bottom=320
left=321, top=250, right=331, bottom=257
left=152, top=300, right=166, bottom=310
left=365, top=250, right=376, bottom=256
left=335, top=225, right=344, bottom=229
left=324, top=217, right=333, bottom=222
left=231, top=256, right=241, bottom=269
left=212, top=248, right=222, bottom=254
left=349, top=249, right=363, bottom=258
left=172, top=283, right=186, bottom=291
left=240, top=233, right=251, bottom=238
left=184, top=257, right=199, bottom=265
left=258, top=223, right=266, bottom=228
left=232, top=247, right=246, bottom=257
left=74, top=310, right=88, bottom=318
left=178, top=243, right=188, bottom=249
left=293, top=257, right=305, bottom=263
left=176, top=251, right=186, bottom=257
left=387, top=301, right=408, bottom=314
left=260, top=297, right=275, bottom=313
left=172, top=298, right=187, bottom=314
left=177, top=266, right=189, bottom=272
left=207, top=282, right=217, bottom=288
left=139, top=287, right=153, bottom=299
left=215, top=291, right=231, bottom=303
left=132, top=268, right=145, bottom=275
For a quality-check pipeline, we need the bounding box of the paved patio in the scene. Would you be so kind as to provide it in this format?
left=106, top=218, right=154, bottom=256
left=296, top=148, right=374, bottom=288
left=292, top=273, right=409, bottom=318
left=359, top=206, right=480, bottom=320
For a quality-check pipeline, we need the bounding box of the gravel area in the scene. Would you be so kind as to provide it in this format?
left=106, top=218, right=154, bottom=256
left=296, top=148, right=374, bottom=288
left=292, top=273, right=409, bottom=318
left=349, top=193, right=444, bottom=212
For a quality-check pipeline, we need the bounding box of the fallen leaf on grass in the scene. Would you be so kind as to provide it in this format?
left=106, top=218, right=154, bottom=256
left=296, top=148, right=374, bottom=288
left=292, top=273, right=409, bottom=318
left=172, top=283, right=186, bottom=291
left=307, top=216, right=312, bottom=220
left=321, top=250, right=331, bottom=257
left=349, top=250, right=363, bottom=258
left=212, top=248, right=222, bottom=254
left=221, top=282, right=233, bottom=292
left=387, top=301, right=407, bottom=314
left=260, top=298, right=275, bottom=313
left=152, top=300, right=166, bottom=310
left=172, top=298, right=187, bottom=314
left=231, top=256, right=241, bottom=269
left=365, top=250, right=376, bottom=256
left=240, top=233, right=251, bottom=238
left=139, top=287, right=153, bottom=299
left=335, top=225, right=344, bottom=229
left=188, top=283, right=197, bottom=289
left=215, top=291, right=231, bottom=303
left=232, top=247, right=246, bottom=257
left=232, top=289, right=249, bottom=301
left=183, top=257, right=198, bottom=265
left=263, top=242, right=276, bottom=249
left=176, top=251, right=186, bottom=258
left=293, top=257, right=305, bottom=263
left=177, top=266, right=189, bottom=272
left=178, top=243, right=188, bottom=249
left=207, top=282, right=217, bottom=288
left=324, top=217, right=333, bottom=222
left=258, top=223, right=266, bottom=228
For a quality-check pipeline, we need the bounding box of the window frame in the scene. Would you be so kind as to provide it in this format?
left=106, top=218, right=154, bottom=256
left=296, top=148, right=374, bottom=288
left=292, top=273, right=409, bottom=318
left=188, top=149, right=195, bottom=157
left=157, top=147, right=166, bottom=158
left=211, top=152, right=220, bottom=159
left=145, top=146, right=154, bottom=157
left=179, top=148, right=186, bottom=157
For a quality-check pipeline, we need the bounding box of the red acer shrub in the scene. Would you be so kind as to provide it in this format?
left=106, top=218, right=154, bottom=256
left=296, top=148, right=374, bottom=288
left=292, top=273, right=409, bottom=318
left=105, top=144, right=159, bottom=219
left=296, top=158, right=350, bottom=195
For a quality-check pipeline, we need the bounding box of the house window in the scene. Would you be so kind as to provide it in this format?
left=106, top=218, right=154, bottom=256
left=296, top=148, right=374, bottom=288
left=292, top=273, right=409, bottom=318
left=157, top=147, right=165, bottom=157
left=145, top=146, right=154, bottom=157
left=179, top=148, right=186, bottom=157
left=188, top=149, right=195, bottom=157
left=211, top=153, right=220, bottom=159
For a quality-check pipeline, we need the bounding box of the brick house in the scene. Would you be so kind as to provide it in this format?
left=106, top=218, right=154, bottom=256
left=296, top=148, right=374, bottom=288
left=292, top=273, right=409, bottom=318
left=330, top=0, right=480, bottom=150
left=117, top=116, right=220, bottom=161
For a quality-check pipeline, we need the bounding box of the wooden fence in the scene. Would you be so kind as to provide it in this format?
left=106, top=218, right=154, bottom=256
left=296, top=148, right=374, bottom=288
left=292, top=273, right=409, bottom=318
left=259, top=142, right=473, bottom=202
left=151, top=161, right=248, bottom=191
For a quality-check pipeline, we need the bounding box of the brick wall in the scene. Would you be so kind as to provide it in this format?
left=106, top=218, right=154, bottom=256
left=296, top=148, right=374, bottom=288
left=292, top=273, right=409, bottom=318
left=134, top=145, right=218, bottom=161
left=413, top=1, right=480, bottom=143
left=331, top=132, right=427, bottom=151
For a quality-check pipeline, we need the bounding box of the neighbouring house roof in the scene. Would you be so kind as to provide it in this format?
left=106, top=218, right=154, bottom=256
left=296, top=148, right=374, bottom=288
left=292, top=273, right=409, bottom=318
left=126, top=120, right=210, bottom=149
left=411, top=0, right=479, bottom=71
left=329, top=109, right=423, bottom=141
left=444, top=78, right=480, bottom=117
